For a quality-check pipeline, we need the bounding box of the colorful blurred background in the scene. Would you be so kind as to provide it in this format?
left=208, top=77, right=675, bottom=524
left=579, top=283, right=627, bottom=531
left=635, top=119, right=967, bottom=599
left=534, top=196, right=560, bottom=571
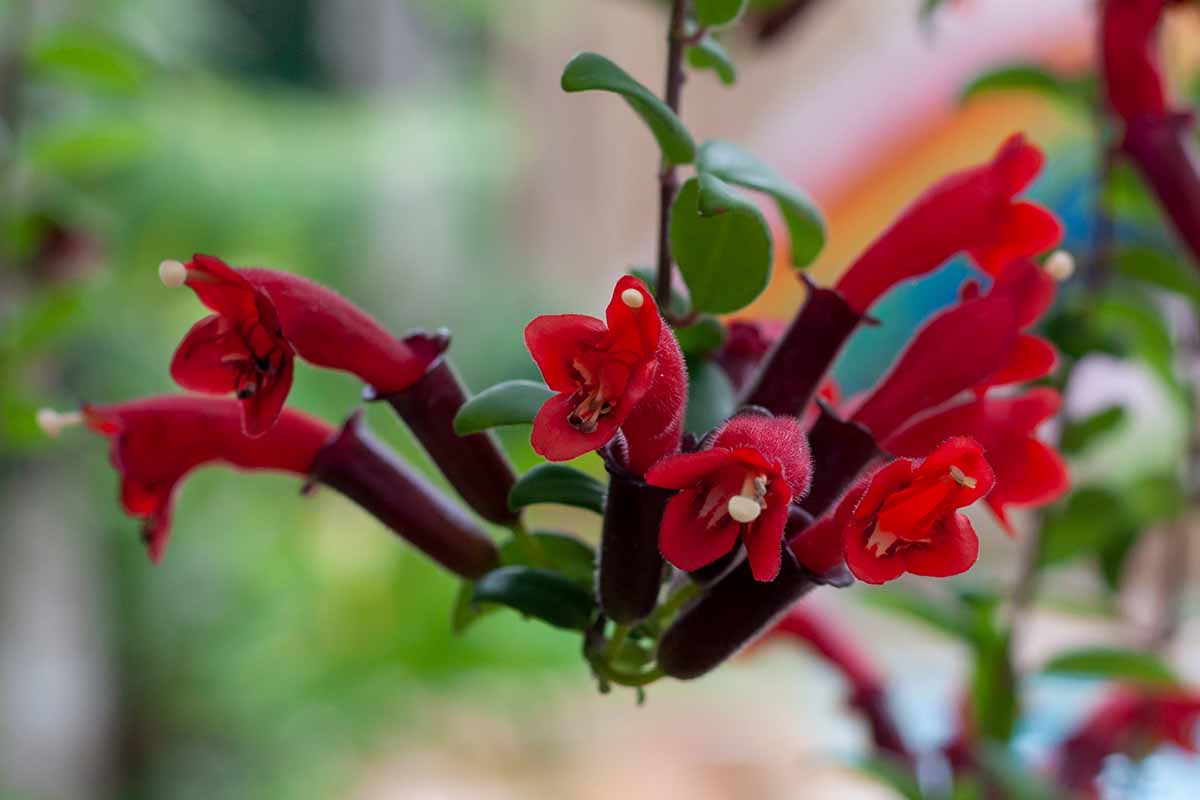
left=3, top=0, right=1200, bottom=797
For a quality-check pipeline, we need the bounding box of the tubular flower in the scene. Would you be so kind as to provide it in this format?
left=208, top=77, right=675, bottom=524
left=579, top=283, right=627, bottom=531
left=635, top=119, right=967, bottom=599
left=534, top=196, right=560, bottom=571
left=43, top=396, right=333, bottom=563
left=165, top=254, right=442, bottom=435
left=1101, top=0, right=1170, bottom=123
left=647, top=414, right=812, bottom=582
left=1054, top=687, right=1200, bottom=798
left=525, top=276, right=686, bottom=473
left=833, top=134, right=1061, bottom=313
left=836, top=437, right=995, bottom=585
left=887, top=388, right=1068, bottom=533
left=851, top=258, right=1058, bottom=441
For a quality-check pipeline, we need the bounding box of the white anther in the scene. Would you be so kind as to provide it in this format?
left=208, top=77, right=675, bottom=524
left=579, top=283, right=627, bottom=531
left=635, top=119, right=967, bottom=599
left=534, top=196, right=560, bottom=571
left=727, top=495, right=763, bottom=524
left=949, top=465, right=978, bottom=489
left=158, top=259, right=188, bottom=288
left=620, top=288, right=645, bottom=309
left=36, top=408, right=83, bottom=438
left=1045, top=250, right=1075, bottom=282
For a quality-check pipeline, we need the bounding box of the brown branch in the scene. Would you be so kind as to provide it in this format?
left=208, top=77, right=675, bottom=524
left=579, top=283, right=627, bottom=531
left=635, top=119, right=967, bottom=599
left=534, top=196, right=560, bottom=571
left=654, top=0, right=688, bottom=312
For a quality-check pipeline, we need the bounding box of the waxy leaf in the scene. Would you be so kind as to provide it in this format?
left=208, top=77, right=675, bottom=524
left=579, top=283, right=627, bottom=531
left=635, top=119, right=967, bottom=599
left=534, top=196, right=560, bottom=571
left=27, top=28, right=147, bottom=94
left=453, top=380, right=554, bottom=435
left=472, top=566, right=595, bottom=630
left=960, top=64, right=1094, bottom=111
left=670, top=175, right=773, bottom=314
left=694, top=0, right=748, bottom=28
left=1039, top=487, right=1136, bottom=566
left=1042, top=647, right=1179, bottom=687
left=1115, top=245, right=1200, bottom=306
left=508, top=464, right=607, bottom=514
left=697, top=139, right=825, bottom=267
left=687, top=36, right=737, bottom=86
left=674, top=315, right=726, bottom=359
left=561, top=52, right=695, bottom=165
left=452, top=579, right=498, bottom=633
left=684, top=359, right=736, bottom=436
left=860, top=587, right=974, bottom=641
left=1059, top=406, right=1126, bottom=454
left=500, top=530, right=596, bottom=589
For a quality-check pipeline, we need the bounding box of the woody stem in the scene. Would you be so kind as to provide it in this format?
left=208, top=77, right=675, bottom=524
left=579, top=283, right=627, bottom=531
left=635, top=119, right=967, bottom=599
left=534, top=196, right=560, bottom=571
left=654, top=0, right=688, bottom=313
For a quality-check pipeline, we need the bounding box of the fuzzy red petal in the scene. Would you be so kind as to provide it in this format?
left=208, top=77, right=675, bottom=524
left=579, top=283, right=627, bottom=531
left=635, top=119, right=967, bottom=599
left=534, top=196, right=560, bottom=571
left=622, top=325, right=687, bottom=475
left=524, top=314, right=608, bottom=392
left=529, top=391, right=621, bottom=462
left=743, top=481, right=793, bottom=582
left=968, top=202, right=1063, bottom=277
left=843, top=526, right=908, bottom=585
left=646, top=448, right=732, bottom=490
left=658, top=487, right=742, bottom=571
left=902, top=513, right=979, bottom=578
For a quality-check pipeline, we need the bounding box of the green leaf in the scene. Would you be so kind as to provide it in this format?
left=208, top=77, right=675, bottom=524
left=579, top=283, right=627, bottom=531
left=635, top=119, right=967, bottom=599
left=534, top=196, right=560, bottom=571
left=1093, top=296, right=1182, bottom=400
left=693, top=0, right=749, bottom=28
left=629, top=266, right=690, bottom=318
left=1124, top=473, right=1185, bottom=525
left=675, top=315, right=726, bottom=359
left=669, top=175, right=773, bottom=314
left=499, top=530, right=596, bottom=589
left=26, top=28, right=147, bottom=94
left=697, top=139, right=825, bottom=268
left=1060, top=406, right=1126, bottom=454
left=451, top=579, right=499, bottom=634
left=960, top=64, right=1094, bottom=110
left=971, top=629, right=1018, bottom=743
left=508, top=464, right=607, bottom=514
left=561, top=52, right=695, bottom=165
left=973, top=745, right=1059, bottom=800
left=855, top=756, right=922, bottom=800
left=1038, top=487, right=1136, bottom=567
left=684, top=359, right=736, bottom=435
left=453, top=380, right=553, bottom=435
left=25, top=117, right=151, bottom=177
left=860, top=588, right=974, bottom=641
left=1041, top=647, right=1179, bottom=686
left=1114, top=245, right=1200, bottom=305
left=472, top=566, right=596, bottom=630
left=687, top=36, right=737, bottom=85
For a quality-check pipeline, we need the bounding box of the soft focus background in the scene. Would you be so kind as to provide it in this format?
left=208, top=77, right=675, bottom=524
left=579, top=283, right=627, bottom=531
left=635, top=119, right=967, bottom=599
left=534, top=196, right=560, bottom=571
left=3, top=0, right=1200, bottom=797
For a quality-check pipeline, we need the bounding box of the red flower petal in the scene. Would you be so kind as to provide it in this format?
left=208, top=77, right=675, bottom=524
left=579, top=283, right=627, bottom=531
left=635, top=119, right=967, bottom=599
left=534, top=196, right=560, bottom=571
left=788, top=516, right=844, bottom=576
left=915, top=436, right=996, bottom=506
left=241, top=354, right=294, bottom=437
left=646, top=448, right=732, bottom=490
left=977, top=334, right=1057, bottom=391
left=524, top=314, right=608, bottom=392
left=605, top=275, right=661, bottom=360
left=843, top=524, right=908, bottom=585
left=743, top=481, right=793, bottom=582
left=170, top=314, right=250, bottom=393
left=968, top=202, right=1063, bottom=277
left=848, top=459, right=915, bottom=524
left=529, top=391, right=622, bottom=462
left=902, top=513, right=979, bottom=578
left=658, top=487, right=742, bottom=571
left=621, top=331, right=684, bottom=475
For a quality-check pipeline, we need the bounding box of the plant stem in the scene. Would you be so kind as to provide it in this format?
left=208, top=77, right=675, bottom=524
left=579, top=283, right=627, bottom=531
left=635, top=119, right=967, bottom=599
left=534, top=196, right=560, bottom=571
left=651, top=580, right=699, bottom=628
left=604, top=623, right=631, bottom=663
left=654, top=0, right=689, bottom=311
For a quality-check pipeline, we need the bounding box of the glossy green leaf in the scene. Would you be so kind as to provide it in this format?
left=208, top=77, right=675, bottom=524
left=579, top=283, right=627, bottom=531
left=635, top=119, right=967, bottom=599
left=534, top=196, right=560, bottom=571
left=1093, top=296, right=1182, bottom=400
left=1042, top=647, right=1179, bottom=686
left=1059, top=406, right=1126, bottom=454
left=508, top=464, right=607, bottom=514
left=687, top=36, right=737, bottom=85
left=675, top=315, right=726, bottom=358
left=1114, top=245, right=1200, bottom=305
left=451, top=579, right=499, bottom=634
left=1124, top=473, right=1186, bottom=525
left=26, top=28, right=147, bottom=93
left=499, top=530, right=596, bottom=589
left=670, top=175, right=773, bottom=314
left=453, top=380, right=553, bottom=435
left=694, top=0, right=749, bottom=27
left=25, top=118, right=151, bottom=177
left=684, top=359, right=736, bottom=435
left=1038, top=487, right=1136, bottom=567
left=472, top=566, right=596, bottom=630
left=561, top=52, right=695, bottom=165
left=960, top=64, right=1093, bottom=110
left=697, top=139, right=825, bottom=267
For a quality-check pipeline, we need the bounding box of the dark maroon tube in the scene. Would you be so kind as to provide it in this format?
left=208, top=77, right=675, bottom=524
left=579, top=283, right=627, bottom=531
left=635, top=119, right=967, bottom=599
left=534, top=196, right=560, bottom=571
left=311, top=411, right=500, bottom=579
left=1122, top=112, right=1200, bottom=265
left=598, top=465, right=671, bottom=624
left=801, top=402, right=882, bottom=517
left=657, top=551, right=817, bottom=679
left=739, top=279, right=864, bottom=416
left=371, top=331, right=518, bottom=526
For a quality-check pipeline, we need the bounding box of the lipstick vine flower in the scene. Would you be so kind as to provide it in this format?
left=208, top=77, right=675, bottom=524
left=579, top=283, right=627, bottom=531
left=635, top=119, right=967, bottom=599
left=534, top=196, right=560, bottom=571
left=525, top=275, right=686, bottom=474
left=833, top=134, right=1061, bottom=313
left=163, top=254, right=441, bottom=436
left=39, top=396, right=334, bottom=563
left=835, top=437, right=994, bottom=585
left=646, top=414, right=811, bottom=582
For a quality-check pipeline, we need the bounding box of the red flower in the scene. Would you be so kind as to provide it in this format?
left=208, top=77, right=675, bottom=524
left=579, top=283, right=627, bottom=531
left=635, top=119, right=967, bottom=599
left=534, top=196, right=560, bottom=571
left=886, top=388, right=1068, bottom=533
left=646, top=414, right=812, bottom=582
left=165, top=254, right=441, bottom=436
left=834, top=134, right=1061, bottom=313
left=1101, top=0, right=1170, bottom=124
left=525, top=276, right=686, bottom=474
left=851, top=258, right=1058, bottom=440
left=46, top=396, right=333, bottom=564
left=836, top=437, right=994, bottom=585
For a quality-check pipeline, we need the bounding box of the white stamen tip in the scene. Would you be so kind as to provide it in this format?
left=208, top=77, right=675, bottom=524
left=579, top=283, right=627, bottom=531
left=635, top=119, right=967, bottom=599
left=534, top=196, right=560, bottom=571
left=158, top=259, right=187, bottom=288
left=621, top=288, right=645, bottom=309
left=727, top=495, right=763, bottom=524
left=1045, top=250, right=1075, bottom=282
left=36, top=408, right=82, bottom=438
left=949, top=465, right=978, bottom=489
